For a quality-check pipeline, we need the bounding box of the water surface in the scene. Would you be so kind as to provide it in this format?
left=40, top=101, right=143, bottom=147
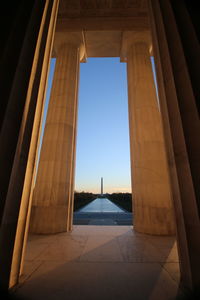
left=78, top=197, right=125, bottom=213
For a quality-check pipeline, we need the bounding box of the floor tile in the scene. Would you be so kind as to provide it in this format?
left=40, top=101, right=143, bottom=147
left=15, top=226, right=181, bottom=300
left=16, top=262, right=182, bottom=300
left=79, top=235, right=123, bottom=262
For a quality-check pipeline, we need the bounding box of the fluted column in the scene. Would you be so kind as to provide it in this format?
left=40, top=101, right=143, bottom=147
left=30, top=41, right=80, bottom=234
left=0, top=0, right=58, bottom=289
left=148, top=0, right=200, bottom=290
left=126, top=35, right=175, bottom=235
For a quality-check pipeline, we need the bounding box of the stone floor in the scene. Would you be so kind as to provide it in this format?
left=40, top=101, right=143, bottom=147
left=14, top=226, right=183, bottom=300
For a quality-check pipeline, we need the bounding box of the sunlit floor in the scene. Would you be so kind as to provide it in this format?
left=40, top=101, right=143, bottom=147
left=15, top=226, right=183, bottom=300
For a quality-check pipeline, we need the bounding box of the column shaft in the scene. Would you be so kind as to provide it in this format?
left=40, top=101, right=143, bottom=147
left=0, top=0, right=56, bottom=289
left=148, top=0, right=200, bottom=289
left=170, top=0, right=200, bottom=115
left=10, top=0, right=59, bottom=286
left=30, top=43, right=80, bottom=234
left=67, top=65, right=79, bottom=231
left=127, top=42, right=175, bottom=235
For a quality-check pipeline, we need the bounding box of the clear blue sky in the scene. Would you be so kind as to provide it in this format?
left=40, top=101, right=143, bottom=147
left=39, top=57, right=131, bottom=194
left=76, top=58, right=131, bottom=193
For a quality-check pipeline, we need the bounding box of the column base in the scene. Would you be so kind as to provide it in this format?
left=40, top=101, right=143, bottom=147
left=30, top=205, right=71, bottom=234
left=133, top=207, right=176, bottom=235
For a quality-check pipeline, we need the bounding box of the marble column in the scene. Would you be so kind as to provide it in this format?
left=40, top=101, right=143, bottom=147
left=10, top=0, right=60, bottom=286
left=170, top=0, right=200, bottom=116
left=126, top=36, right=175, bottom=235
left=148, top=0, right=200, bottom=290
left=67, top=79, right=79, bottom=232
left=30, top=41, right=80, bottom=234
left=0, top=0, right=57, bottom=289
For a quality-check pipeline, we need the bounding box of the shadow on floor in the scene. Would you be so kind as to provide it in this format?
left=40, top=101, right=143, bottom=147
left=13, top=226, right=182, bottom=300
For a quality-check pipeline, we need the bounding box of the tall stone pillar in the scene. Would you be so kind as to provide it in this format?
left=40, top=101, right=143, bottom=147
left=170, top=0, right=200, bottom=116
left=30, top=34, right=83, bottom=234
left=0, top=0, right=58, bottom=289
left=67, top=86, right=79, bottom=232
left=124, top=32, right=175, bottom=235
left=10, top=0, right=60, bottom=286
left=148, top=0, right=200, bottom=290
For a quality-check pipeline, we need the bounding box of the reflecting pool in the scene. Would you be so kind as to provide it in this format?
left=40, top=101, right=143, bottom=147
left=78, top=197, right=125, bottom=213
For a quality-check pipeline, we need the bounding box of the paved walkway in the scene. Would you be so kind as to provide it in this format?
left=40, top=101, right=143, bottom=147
left=73, top=212, right=133, bottom=225
left=14, top=226, right=183, bottom=300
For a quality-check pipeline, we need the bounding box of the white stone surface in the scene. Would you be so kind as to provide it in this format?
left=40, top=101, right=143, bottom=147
left=14, top=226, right=183, bottom=300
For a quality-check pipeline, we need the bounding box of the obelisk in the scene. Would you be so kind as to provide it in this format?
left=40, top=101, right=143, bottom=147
left=101, top=177, right=103, bottom=196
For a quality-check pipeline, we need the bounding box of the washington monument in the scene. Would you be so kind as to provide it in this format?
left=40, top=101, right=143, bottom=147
left=101, top=177, right=103, bottom=196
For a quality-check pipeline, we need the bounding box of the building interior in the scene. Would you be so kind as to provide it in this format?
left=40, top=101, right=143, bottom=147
left=0, top=0, right=200, bottom=299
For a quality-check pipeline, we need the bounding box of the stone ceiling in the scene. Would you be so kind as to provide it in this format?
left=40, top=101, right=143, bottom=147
left=54, top=0, right=150, bottom=59
left=58, top=0, right=148, bottom=18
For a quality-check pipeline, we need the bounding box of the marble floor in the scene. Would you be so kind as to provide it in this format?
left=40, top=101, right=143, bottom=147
left=14, top=226, right=183, bottom=300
